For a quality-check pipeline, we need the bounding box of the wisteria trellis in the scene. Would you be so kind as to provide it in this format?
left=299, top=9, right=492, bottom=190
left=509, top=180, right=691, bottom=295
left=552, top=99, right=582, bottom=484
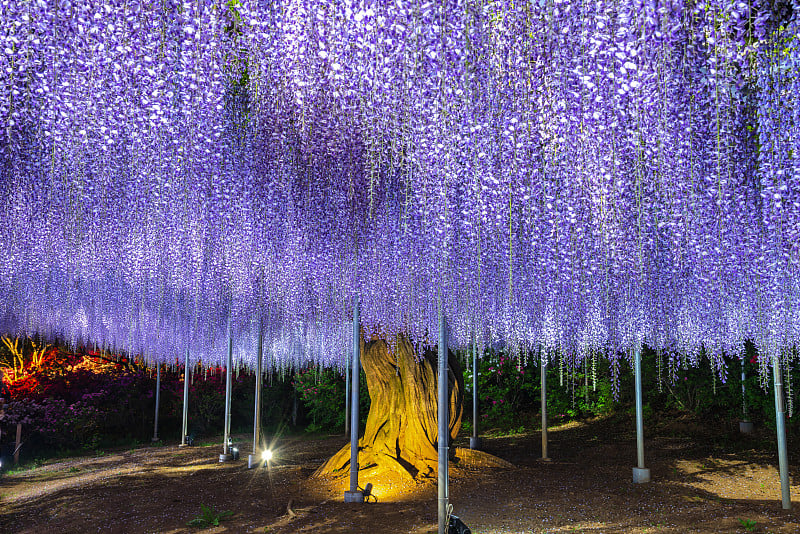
left=0, top=1, right=798, bottom=382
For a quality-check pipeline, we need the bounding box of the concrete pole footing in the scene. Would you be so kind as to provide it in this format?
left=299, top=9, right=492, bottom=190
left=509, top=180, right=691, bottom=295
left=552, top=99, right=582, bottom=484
left=219, top=454, right=232, bottom=463
left=469, top=437, right=482, bottom=450
left=344, top=491, right=364, bottom=503
left=739, top=421, right=754, bottom=434
left=633, top=467, right=651, bottom=483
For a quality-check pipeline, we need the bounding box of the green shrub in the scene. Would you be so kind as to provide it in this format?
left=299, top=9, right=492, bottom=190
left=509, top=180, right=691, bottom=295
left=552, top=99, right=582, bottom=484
left=462, top=348, right=618, bottom=432
left=292, top=366, right=369, bottom=433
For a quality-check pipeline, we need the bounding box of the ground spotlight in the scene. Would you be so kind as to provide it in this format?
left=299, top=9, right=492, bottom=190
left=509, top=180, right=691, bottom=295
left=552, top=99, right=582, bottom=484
left=261, top=449, right=273, bottom=462
left=448, top=513, right=471, bottom=534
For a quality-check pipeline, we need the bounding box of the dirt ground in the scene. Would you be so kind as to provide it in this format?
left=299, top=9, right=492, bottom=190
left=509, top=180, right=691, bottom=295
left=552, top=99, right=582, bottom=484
left=1, top=414, right=799, bottom=534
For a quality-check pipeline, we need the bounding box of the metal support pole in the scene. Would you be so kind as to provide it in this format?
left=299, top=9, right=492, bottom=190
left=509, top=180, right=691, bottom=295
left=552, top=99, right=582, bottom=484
left=772, top=353, right=792, bottom=510
left=741, top=365, right=748, bottom=419
left=635, top=349, right=645, bottom=468
left=470, top=335, right=480, bottom=450
left=438, top=307, right=449, bottom=534
left=633, top=347, right=650, bottom=483
left=14, top=423, right=21, bottom=464
left=740, top=357, right=754, bottom=433
left=254, top=332, right=263, bottom=454
left=248, top=332, right=264, bottom=468
left=345, top=350, right=351, bottom=437
left=152, top=363, right=161, bottom=442
left=541, top=349, right=548, bottom=461
left=473, top=341, right=478, bottom=437
left=220, top=334, right=233, bottom=461
left=180, top=349, right=190, bottom=446
left=344, top=298, right=362, bottom=502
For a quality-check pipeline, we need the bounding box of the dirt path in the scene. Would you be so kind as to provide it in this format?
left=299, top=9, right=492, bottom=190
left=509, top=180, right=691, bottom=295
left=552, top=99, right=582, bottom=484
left=1, top=415, right=798, bottom=533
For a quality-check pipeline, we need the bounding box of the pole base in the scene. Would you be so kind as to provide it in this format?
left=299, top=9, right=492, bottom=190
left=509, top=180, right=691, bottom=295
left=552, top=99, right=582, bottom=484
left=219, top=454, right=232, bottom=463
left=178, top=442, right=189, bottom=447
left=739, top=421, right=754, bottom=434
left=633, top=467, right=651, bottom=483
left=469, top=437, right=482, bottom=450
left=538, top=456, right=552, bottom=463
left=247, top=454, right=261, bottom=469
left=151, top=437, right=160, bottom=443
left=344, top=491, right=364, bottom=503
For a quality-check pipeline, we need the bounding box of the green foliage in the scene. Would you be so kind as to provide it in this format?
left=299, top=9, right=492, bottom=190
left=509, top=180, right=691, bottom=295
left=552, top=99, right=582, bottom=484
left=463, top=348, right=617, bottom=431
left=460, top=420, right=472, bottom=435
left=5, top=334, right=799, bottom=459
left=181, top=368, right=295, bottom=438
left=293, top=366, right=344, bottom=432
left=292, top=366, right=369, bottom=433
left=187, top=503, right=233, bottom=528
left=461, top=340, right=800, bottom=437
left=465, top=351, right=537, bottom=429
left=738, top=518, right=757, bottom=531
left=637, top=342, right=795, bottom=432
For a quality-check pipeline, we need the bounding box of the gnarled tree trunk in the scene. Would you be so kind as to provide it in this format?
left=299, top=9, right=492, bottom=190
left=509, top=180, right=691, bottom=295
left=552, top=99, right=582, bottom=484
left=313, top=334, right=463, bottom=481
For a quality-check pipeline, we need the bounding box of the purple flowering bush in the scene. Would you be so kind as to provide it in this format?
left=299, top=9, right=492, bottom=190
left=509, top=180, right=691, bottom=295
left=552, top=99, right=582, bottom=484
left=0, top=343, right=304, bottom=463
left=1, top=366, right=163, bottom=453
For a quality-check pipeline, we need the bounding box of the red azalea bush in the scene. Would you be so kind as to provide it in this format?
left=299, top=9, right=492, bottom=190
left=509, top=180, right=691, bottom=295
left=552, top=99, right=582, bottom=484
left=1, top=346, right=173, bottom=454
left=0, top=340, right=298, bottom=462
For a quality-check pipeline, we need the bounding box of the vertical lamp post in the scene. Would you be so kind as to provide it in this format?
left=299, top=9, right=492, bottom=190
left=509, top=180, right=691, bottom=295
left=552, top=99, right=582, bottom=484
left=152, top=363, right=161, bottom=442
left=220, top=333, right=234, bottom=462
left=772, top=352, right=791, bottom=510
left=248, top=330, right=264, bottom=468
left=632, top=347, right=650, bottom=483
left=180, top=348, right=190, bottom=446
left=470, top=335, right=480, bottom=450
left=344, top=298, right=363, bottom=502
left=437, top=306, right=449, bottom=534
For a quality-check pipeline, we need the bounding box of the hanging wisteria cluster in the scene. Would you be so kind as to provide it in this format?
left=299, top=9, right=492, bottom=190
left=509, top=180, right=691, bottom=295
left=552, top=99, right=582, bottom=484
left=0, top=1, right=798, bottom=378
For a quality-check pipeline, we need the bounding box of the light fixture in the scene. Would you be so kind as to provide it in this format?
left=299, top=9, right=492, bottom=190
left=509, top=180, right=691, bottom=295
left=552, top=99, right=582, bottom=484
left=448, top=513, right=471, bottom=534
left=227, top=438, right=240, bottom=461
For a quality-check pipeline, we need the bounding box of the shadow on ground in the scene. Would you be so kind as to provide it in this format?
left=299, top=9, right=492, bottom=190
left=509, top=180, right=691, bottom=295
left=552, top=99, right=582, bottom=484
left=1, top=415, right=798, bottom=533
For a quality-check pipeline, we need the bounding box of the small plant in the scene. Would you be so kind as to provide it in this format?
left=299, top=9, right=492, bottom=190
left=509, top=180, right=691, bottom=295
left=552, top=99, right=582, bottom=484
left=187, top=503, right=234, bottom=527
left=738, top=518, right=757, bottom=532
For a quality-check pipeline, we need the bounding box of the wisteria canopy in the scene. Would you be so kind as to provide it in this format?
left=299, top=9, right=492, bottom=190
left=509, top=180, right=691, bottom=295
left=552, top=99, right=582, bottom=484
left=0, top=1, right=798, bottom=378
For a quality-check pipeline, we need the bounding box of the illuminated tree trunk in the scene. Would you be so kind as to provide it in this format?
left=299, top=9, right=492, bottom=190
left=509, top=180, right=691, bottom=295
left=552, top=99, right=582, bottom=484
left=314, top=334, right=463, bottom=481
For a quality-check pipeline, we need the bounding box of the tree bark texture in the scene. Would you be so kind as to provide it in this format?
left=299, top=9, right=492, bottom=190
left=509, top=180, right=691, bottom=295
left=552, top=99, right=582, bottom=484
left=314, top=334, right=463, bottom=481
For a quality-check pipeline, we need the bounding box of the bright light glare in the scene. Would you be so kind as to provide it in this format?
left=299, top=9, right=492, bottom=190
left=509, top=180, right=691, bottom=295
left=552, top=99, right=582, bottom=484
left=261, top=449, right=273, bottom=462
